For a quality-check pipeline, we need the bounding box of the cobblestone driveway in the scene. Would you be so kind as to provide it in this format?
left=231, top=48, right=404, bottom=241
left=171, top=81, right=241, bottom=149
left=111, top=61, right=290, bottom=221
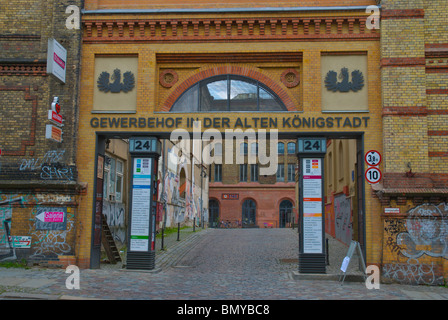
left=1, top=228, right=448, bottom=302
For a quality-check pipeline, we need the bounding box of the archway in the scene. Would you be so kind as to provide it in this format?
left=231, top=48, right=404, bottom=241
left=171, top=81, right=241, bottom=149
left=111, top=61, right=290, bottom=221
left=279, top=199, right=293, bottom=228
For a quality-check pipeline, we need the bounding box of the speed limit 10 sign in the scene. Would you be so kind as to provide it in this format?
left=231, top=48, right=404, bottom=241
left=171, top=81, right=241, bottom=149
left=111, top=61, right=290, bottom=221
left=365, top=167, right=382, bottom=184
left=365, top=150, right=381, bottom=167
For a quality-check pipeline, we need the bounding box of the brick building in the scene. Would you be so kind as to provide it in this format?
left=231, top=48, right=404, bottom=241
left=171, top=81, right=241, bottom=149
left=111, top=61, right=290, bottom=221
left=1, top=0, right=447, bottom=285
left=209, top=139, right=297, bottom=228
left=0, top=1, right=83, bottom=266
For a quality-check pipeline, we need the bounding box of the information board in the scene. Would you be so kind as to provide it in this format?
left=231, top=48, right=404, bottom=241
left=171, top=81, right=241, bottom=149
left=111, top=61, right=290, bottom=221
left=302, top=158, right=323, bottom=254
left=130, top=158, right=152, bottom=252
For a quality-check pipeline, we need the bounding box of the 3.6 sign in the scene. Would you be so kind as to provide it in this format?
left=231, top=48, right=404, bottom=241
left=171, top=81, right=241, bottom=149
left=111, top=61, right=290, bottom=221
left=365, top=150, right=381, bottom=167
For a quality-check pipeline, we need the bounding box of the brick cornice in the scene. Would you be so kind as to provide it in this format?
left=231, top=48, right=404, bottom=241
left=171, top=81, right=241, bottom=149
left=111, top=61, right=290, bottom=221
left=0, top=62, right=47, bottom=76
left=82, top=15, right=379, bottom=43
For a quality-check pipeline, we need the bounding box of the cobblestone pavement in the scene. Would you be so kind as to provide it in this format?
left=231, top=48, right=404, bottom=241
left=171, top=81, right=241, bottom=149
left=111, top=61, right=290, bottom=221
left=0, top=228, right=447, bottom=302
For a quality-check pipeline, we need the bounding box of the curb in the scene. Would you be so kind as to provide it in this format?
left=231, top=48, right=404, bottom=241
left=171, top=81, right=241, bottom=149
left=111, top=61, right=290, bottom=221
left=291, top=271, right=366, bottom=283
left=0, top=292, right=60, bottom=300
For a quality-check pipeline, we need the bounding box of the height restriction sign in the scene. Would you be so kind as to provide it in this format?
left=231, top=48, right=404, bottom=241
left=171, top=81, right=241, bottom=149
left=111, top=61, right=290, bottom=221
left=365, top=150, right=381, bottom=167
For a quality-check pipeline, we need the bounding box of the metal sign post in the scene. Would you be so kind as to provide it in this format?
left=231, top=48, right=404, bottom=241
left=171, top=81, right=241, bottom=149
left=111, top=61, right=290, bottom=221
left=297, top=138, right=327, bottom=274
left=126, top=137, right=161, bottom=270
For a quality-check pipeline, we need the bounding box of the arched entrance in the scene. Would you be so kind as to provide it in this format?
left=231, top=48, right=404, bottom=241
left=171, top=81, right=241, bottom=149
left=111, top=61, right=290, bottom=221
left=279, top=200, right=293, bottom=228
left=242, top=199, right=256, bottom=228
left=209, top=199, right=220, bottom=228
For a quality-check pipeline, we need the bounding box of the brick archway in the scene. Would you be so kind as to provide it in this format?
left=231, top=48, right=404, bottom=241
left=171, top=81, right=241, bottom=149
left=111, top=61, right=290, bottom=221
left=161, top=65, right=297, bottom=111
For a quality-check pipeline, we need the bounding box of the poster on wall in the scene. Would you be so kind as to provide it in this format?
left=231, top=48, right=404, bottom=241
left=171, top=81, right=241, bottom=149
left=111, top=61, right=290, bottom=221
left=302, top=158, right=323, bottom=254
left=130, top=158, right=152, bottom=252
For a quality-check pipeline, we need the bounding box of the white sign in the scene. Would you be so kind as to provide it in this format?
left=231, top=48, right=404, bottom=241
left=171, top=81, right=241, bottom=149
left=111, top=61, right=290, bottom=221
left=365, top=150, right=381, bottom=166
left=340, top=256, right=350, bottom=272
left=47, top=38, right=67, bottom=83
left=384, top=208, right=400, bottom=214
left=45, top=124, right=63, bottom=143
left=302, top=158, right=323, bottom=254
left=12, top=236, right=31, bottom=248
left=365, top=167, right=382, bottom=184
left=130, top=158, right=152, bottom=252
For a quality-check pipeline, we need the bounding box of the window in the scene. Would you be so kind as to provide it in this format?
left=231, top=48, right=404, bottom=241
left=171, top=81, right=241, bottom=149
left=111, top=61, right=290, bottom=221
left=287, top=164, right=295, bottom=182
left=250, top=142, right=258, bottom=155
left=278, top=142, right=284, bottom=155
left=240, top=164, right=248, bottom=182
left=116, top=159, right=124, bottom=201
left=287, top=142, right=296, bottom=154
left=251, top=164, right=259, bottom=182
left=277, top=164, right=285, bottom=182
left=214, top=164, right=222, bottom=182
left=103, top=156, right=125, bottom=202
left=170, top=75, right=287, bottom=112
left=215, top=142, right=222, bottom=156
left=240, top=142, right=248, bottom=155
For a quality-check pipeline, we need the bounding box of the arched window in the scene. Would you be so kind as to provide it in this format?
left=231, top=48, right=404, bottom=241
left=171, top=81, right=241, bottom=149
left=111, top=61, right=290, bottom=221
left=209, top=199, right=220, bottom=228
left=240, top=142, right=248, bottom=155
left=170, top=75, right=287, bottom=112
left=278, top=142, right=284, bottom=155
left=279, top=200, right=293, bottom=228
left=242, top=199, right=256, bottom=227
left=287, top=142, right=296, bottom=154
left=179, top=168, right=186, bottom=198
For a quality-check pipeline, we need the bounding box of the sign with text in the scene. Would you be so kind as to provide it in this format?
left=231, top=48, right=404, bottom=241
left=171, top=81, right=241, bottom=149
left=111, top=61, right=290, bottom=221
left=365, top=166, right=382, bottom=184
left=130, top=157, right=152, bottom=252
left=45, top=124, right=63, bottom=143
left=222, top=194, right=239, bottom=200
left=47, top=38, right=67, bottom=83
left=12, top=236, right=31, bottom=248
left=302, top=158, right=323, bottom=254
left=35, top=207, right=67, bottom=230
left=365, top=150, right=381, bottom=166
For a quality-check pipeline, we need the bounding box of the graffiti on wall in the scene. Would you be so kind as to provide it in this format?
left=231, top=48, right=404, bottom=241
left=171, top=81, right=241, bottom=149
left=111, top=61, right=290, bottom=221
left=18, top=149, right=76, bottom=181
left=398, top=203, right=448, bottom=260
left=383, top=203, right=448, bottom=285
left=102, top=200, right=126, bottom=244
left=334, top=194, right=352, bottom=246
left=0, top=197, right=23, bottom=261
left=0, top=192, right=75, bottom=262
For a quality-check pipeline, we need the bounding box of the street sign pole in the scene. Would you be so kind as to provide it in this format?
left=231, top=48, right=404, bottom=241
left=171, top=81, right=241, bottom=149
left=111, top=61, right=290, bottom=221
left=297, top=138, right=327, bottom=274
left=126, top=137, right=161, bottom=270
